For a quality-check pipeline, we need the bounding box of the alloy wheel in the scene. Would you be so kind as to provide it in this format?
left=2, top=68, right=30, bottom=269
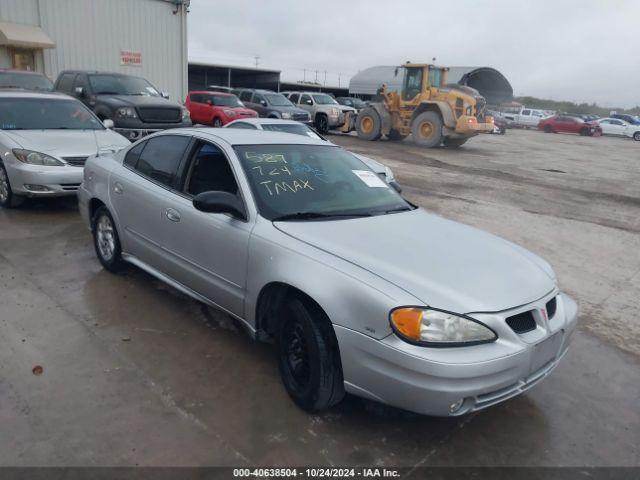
left=0, top=168, right=8, bottom=203
left=284, top=320, right=311, bottom=389
left=96, top=214, right=116, bottom=262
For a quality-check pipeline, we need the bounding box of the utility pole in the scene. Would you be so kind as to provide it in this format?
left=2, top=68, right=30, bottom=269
left=338, top=73, right=341, bottom=87
left=254, top=55, right=260, bottom=68
left=324, top=70, right=327, bottom=86
left=303, top=69, right=306, bottom=82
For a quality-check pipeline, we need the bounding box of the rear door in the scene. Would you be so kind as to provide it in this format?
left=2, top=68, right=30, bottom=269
left=110, top=134, right=192, bottom=271
left=158, top=139, right=252, bottom=316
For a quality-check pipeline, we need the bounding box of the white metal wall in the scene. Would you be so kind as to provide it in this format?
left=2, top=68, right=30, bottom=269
left=0, top=0, right=188, bottom=101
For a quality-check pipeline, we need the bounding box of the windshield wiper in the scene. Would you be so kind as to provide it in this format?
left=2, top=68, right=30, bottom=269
left=272, top=211, right=373, bottom=222
left=381, top=206, right=414, bottom=215
left=95, top=91, right=120, bottom=95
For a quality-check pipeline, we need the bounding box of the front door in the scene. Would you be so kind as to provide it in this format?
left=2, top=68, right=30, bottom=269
left=159, top=140, right=251, bottom=317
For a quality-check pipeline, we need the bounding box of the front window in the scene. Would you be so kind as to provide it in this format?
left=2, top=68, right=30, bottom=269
left=0, top=72, right=53, bottom=91
left=260, top=123, right=322, bottom=139
left=88, top=74, right=160, bottom=96
left=312, top=94, right=338, bottom=105
left=206, top=94, right=243, bottom=107
left=234, top=144, right=410, bottom=220
left=0, top=98, right=104, bottom=130
left=264, top=93, right=294, bottom=107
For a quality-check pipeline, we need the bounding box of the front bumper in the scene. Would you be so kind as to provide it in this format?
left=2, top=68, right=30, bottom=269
left=455, top=115, right=495, bottom=134
left=6, top=162, right=83, bottom=197
left=114, top=119, right=192, bottom=141
left=335, top=292, right=578, bottom=416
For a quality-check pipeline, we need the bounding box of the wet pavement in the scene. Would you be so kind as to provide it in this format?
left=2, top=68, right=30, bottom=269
left=1, top=129, right=639, bottom=466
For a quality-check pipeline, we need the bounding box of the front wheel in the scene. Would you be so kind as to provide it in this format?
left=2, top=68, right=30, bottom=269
left=543, top=125, right=553, bottom=133
left=356, top=107, right=382, bottom=141
left=633, top=132, right=640, bottom=141
left=212, top=118, right=223, bottom=128
left=315, top=114, right=329, bottom=134
left=276, top=296, right=345, bottom=412
left=0, top=163, right=24, bottom=209
left=411, top=111, right=443, bottom=148
left=579, top=128, right=590, bottom=136
left=92, top=206, right=125, bottom=272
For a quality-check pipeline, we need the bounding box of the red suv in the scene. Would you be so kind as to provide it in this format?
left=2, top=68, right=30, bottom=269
left=186, top=91, right=257, bottom=127
left=538, top=115, right=602, bottom=136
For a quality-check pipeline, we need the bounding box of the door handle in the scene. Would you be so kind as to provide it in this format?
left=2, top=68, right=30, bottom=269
left=165, top=208, right=181, bottom=222
left=113, top=182, right=124, bottom=195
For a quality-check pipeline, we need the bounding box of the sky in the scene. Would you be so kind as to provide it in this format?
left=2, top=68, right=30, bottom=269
left=188, top=0, right=640, bottom=108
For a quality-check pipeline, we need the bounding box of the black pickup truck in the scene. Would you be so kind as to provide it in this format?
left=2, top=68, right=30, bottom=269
left=54, top=71, right=191, bottom=141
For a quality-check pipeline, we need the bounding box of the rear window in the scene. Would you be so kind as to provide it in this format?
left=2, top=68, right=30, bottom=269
left=0, top=72, right=54, bottom=91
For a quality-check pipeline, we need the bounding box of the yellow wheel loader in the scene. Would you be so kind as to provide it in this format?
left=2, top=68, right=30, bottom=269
left=355, top=63, right=494, bottom=148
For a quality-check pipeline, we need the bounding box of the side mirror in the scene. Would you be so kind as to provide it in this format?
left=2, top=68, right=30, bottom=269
left=193, top=191, right=246, bottom=220
left=305, top=99, right=312, bottom=105
left=206, top=99, right=213, bottom=105
left=161, top=92, right=170, bottom=99
left=103, top=119, right=114, bottom=129
left=75, top=86, right=85, bottom=97
left=260, top=100, right=267, bottom=106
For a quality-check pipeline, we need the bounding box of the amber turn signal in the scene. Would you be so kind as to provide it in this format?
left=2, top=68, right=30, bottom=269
left=390, top=308, right=423, bottom=341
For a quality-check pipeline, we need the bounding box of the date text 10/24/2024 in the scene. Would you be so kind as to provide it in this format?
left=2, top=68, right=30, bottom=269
left=233, top=467, right=401, bottom=477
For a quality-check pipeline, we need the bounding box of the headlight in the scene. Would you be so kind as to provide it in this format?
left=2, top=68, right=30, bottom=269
left=384, top=166, right=395, bottom=183
left=182, top=107, right=191, bottom=119
left=116, top=107, right=137, bottom=119
left=390, top=307, right=496, bottom=346
left=281, top=112, right=292, bottom=119
left=223, top=109, right=236, bottom=117
left=12, top=149, right=64, bottom=166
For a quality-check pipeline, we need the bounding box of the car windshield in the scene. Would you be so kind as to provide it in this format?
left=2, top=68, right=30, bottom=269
left=234, top=144, right=410, bottom=220
left=0, top=97, right=104, bottom=130
left=261, top=123, right=322, bottom=139
left=89, top=74, right=160, bottom=96
left=0, top=72, right=54, bottom=91
left=265, top=93, right=293, bottom=107
left=208, top=94, right=243, bottom=107
left=312, top=94, right=338, bottom=105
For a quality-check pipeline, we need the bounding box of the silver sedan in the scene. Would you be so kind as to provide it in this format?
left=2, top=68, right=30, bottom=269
left=0, top=90, right=130, bottom=208
left=78, top=128, right=578, bottom=416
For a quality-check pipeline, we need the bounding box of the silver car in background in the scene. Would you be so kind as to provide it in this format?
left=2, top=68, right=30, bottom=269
left=224, top=117, right=401, bottom=191
left=78, top=128, right=578, bottom=416
left=0, top=90, right=130, bottom=208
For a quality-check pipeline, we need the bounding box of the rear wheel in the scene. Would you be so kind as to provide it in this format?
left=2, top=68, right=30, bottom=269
left=411, top=111, right=443, bottom=148
left=443, top=137, right=469, bottom=148
left=356, top=107, right=382, bottom=141
left=633, top=132, right=640, bottom=141
left=276, top=296, right=345, bottom=412
left=579, top=127, right=590, bottom=136
left=0, top=163, right=24, bottom=209
left=387, top=129, right=407, bottom=141
left=92, top=206, right=125, bottom=272
left=543, top=125, right=553, bottom=133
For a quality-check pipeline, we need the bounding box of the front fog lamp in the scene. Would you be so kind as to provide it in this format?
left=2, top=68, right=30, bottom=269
left=12, top=149, right=64, bottom=166
left=390, top=307, right=496, bottom=346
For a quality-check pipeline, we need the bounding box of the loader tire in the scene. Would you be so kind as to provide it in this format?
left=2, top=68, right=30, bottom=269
left=411, top=111, right=443, bottom=148
left=356, top=107, right=382, bottom=141
left=443, top=137, right=469, bottom=148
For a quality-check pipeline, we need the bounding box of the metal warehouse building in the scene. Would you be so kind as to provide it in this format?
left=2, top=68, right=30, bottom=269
left=0, top=0, right=189, bottom=101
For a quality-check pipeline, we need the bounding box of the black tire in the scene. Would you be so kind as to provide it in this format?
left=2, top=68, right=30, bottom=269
left=315, top=114, right=329, bottom=134
left=276, top=296, right=345, bottom=412
left=92, top=206, right=125, bottom=272
left=0, top=163, right=24, bottom=209
left=212, top=118, right=223, bottom=128
left=633, top=132, right=640, bottom=141
left=387, top=129, right=407, bottom=141
left=579, top=128, right=589, bottom=136
left=443, top=137, right=469, bottom=148
left=411, top=111, right=443, bottom=148
left=543, top=125, right=553, bottom=133
left=356, top=107, right=382, bottom=141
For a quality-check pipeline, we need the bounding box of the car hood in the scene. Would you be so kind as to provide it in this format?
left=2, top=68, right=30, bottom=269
left=2, top=129, right=131, bottom=158
left=275, top=209, right=556, bottom=313
left=97, top=94, right=183, bottom=109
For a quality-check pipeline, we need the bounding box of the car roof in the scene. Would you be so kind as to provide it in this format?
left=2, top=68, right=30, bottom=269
left=190, top=90, right=234, bottom=97
left=175, top=127, right=329, bottom=147
left=0, top=89, right=74, bottom=99
left=226, top=118, right=306, bottom=126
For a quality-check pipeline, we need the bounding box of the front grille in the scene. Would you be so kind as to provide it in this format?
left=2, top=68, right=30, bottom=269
left=292, top=112, right=309, bottom=121
left=63, top=156, right=88, bottom=167
left=546, top=297, right=557, bottom=319
left=137, top=107, right=181, bottom=123
left=506, top=310, right=537, bottom=334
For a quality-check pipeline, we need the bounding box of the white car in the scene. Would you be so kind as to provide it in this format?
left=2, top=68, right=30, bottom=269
left=597, top=117, right=640, bottom=140
left=0, top=90, right=131, bottom=208
left=225, top=118, right=401, bottom=191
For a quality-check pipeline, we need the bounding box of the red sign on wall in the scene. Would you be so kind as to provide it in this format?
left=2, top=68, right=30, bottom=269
left=120, top=50, right=142, bottom=67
